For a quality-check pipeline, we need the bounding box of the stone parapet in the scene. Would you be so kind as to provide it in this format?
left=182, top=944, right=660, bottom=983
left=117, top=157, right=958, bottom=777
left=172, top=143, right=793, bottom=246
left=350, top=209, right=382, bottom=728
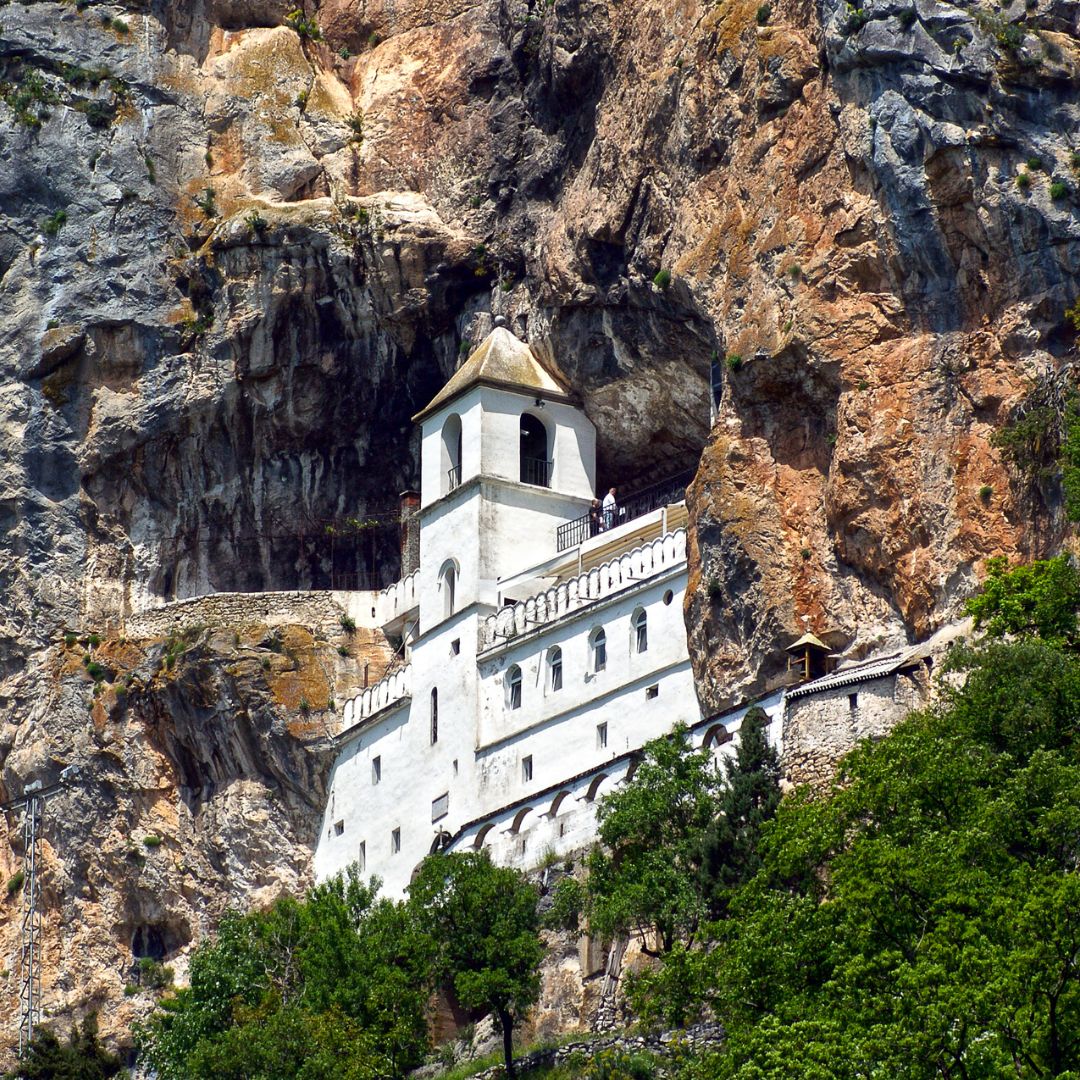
left=125, top=590, right=359, bottom=640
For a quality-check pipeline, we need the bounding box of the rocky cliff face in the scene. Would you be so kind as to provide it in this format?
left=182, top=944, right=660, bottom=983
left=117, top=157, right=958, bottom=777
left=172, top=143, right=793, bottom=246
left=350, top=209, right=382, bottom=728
left=0, top=612, right=390, bottom=1058
left=1, top=0, right=1077, bottom=1054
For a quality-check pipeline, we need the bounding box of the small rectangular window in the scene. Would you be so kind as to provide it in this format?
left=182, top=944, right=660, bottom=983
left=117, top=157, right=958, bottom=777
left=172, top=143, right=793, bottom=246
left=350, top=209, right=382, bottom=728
left=372, top=756, right=381, bottom=785
left=358, top=841, right=366, bottom=872
left=391, top=827, right=401, bottom=854
left=451, top=639, right=461, bottom=656
left=432, top=792, right=449, bottom=822
left=522, top=755, right=533, bottom=783
left=849, top=693, right=859, bottom=712
left=597, top=722, right=608, bottom=749
left=646, top=684, right=659, bottom=700
left=334, top=820, right=344, bottom=836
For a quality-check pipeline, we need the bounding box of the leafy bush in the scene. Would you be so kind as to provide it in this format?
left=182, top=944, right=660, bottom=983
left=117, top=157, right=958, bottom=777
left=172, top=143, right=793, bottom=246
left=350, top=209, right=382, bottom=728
left=844, top=4, right=871, bottom=32
left=756, top=3, right=771, bottom=23
left=42, top=209, right=68, bottom=236
left=1017, top=170, right=1031, bottom=190
left=1027, top=155, right=1044, bottom=171
left=653, top=268, right=672, bottom=289
left=978, top=483, right=993, bottom=502
left=194, top=187, right=217, bottom=218
left=726, top=353, right=743, bottom=372
left=899, top=6, right=917, bottom=27
left=284, top=9, right=322, bottom=40
left=142, top=834, right=163, bottom=848
left=1051, top=180, right=1069, bottom=200
left=7, top=870, right=25, bottom=895
left=340, top=614, right=357, bottom=633
left=244, top=209, right=268, bottom=235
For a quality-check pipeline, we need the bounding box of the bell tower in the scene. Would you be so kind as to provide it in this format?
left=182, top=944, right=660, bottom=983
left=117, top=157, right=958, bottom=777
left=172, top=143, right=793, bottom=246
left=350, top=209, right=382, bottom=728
left=412, top=320, right=596, bottom=632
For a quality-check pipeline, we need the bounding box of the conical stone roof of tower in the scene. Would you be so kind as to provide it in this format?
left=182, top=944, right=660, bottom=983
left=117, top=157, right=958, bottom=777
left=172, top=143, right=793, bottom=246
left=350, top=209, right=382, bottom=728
left=413, top=324, right=574, bottom=421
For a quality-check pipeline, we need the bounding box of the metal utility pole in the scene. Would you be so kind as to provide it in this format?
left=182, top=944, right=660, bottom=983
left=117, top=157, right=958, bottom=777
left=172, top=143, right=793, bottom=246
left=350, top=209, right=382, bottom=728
left=1, top=765, right=80, bottom=1055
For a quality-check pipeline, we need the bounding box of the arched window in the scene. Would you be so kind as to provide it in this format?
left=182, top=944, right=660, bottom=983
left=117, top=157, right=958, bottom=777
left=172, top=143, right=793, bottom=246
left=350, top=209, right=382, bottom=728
left=632, top=608, right=648, bottom=654
left=548, top=790, right=571, bottom=818
left=430, top=688, right=438, bottom=744
left=590, top=627, right=607, bottom=672
left=507, top=665, right=522, bottom=710
left=439, top=561, right=457, bottom=620
left=519, top=413, right=551, bottom=487
left=442, top=414, right=463, bottom=492
left=473, top=823, right=495, bottom=850
left=548, top=646, right=563, bottom=692
left=703, top=724, right=731, bottom=750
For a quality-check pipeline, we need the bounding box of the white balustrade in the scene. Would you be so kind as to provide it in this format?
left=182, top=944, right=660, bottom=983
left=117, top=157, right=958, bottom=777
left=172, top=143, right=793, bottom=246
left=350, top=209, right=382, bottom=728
left=342, top=664, right=412, bottom=729
left=480, top=528, right=687, bottom=650
left=375, top=570, right=419, bottom=626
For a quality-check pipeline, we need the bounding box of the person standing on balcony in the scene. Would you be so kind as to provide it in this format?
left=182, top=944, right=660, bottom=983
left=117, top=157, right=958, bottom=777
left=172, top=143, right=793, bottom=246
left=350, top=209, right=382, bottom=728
left=589, top=499, right=602, bottom=537
left=602, top=487, right=617, bottom=531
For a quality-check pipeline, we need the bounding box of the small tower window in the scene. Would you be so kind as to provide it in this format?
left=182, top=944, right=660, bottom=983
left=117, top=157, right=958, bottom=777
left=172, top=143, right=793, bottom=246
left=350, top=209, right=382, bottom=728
left=391, top=827, right=401, bottom=854
left=439, top=561, right=457, bottom=620
left=522, top=755, right=533, bottom=783
left=590, top=627, right=607, bottom=672
left=358, top=841, right=366, bottom=873
left=507, top=665, right=522, bottom=710
left=849, top=693, right=859, bottom=713
left=372, top=756, right=381, bottom=785
left=519, top=413, right=551, bottom=487
left=597, top=722, right=608, bottom=749
left=632, top=608, right=648, bottom=654
left=442, top=413, right=463, bottom=493
left=430, top=688, right=439, bottom=744
left=549, top=646, right=563, bottom=692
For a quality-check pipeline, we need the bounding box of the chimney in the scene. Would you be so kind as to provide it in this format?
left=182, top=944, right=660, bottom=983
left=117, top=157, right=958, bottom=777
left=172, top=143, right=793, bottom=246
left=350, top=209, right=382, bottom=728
left=399, top=491, right=420, bottom=576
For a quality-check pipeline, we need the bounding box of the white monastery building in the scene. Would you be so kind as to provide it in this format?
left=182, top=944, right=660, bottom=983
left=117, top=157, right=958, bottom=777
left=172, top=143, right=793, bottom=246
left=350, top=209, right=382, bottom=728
left=312, top=320, right=791, bottom=897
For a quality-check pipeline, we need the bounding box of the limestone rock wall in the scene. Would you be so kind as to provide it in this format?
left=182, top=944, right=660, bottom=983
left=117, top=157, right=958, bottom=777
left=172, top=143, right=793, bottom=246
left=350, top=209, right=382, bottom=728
left=1, top=0, right=1079, bottom=1056
left=0, top=614, right=391, bottom=1062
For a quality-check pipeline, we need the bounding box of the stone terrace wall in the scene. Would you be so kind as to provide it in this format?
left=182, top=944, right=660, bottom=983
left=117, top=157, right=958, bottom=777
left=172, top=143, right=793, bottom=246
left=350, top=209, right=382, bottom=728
left=125, top=590, right=361, bottom=640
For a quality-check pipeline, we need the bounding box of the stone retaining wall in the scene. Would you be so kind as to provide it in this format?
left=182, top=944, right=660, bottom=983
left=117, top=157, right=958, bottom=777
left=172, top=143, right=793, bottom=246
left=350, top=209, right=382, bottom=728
left=125, top=590, right=356, bottom=640
left=468, top=1024, right=726, bottom=1080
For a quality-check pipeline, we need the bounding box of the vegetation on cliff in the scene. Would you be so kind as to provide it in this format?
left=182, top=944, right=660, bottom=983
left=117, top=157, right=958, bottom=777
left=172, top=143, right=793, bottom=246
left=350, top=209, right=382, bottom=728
left=134, top=855, right=541, bottom=1080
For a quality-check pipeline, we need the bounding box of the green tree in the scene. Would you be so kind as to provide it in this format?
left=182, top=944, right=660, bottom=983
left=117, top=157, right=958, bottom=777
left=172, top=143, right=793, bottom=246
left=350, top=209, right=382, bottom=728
left=5, top=1015, right=122, bottom=1080
left=585, top=725, right=722, bottom=955
left=696, top=706, right=781, bottom=919
left=965, top=554, right=1080, bottom=646
left=673, top=637, right=1080, bottom=1078
left=136, top=867, right=429, bottom=1079
left=407, top=851, right=543, bottom=1079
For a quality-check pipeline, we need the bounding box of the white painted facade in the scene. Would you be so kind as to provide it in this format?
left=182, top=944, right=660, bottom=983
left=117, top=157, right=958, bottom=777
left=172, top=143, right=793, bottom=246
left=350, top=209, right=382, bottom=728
left=313, top=326, right=781, bottom=897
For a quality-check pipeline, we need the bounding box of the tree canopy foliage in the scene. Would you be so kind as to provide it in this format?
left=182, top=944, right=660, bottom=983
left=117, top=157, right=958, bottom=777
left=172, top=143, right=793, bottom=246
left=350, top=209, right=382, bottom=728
left=135, top=854, right=542, bottom=1080
left=5, top=1016, right=121, bottom=1080
left=136, top=867, right=430, bottom=1080
left=632, top=637, right=1080, bottom=1078
left=407, top=851, right=543, bottom=1078
left=965, top=554, right=1080, bottom=645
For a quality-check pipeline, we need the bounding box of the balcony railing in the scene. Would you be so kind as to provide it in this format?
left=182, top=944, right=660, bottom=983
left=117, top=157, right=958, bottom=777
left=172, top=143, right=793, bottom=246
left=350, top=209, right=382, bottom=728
left=342, top=664, right=412, bottom=729
left=555, top=469, right=695, bottom=552
left=480, top=529, right=687, bottom=650
left=447, top=465, right=461, bottom=491
left=521, top=457, right=553, bottom=487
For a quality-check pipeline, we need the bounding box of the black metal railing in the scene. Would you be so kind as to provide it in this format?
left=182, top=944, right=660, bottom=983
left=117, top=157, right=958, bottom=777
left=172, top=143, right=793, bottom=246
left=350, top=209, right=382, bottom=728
left=329, top=569, right=399, bottom=591
left=447, top=465, right=461, bottom=491
left=521, top=457, right=553, bottom=487
left=555, top=469, right=695, bottom=552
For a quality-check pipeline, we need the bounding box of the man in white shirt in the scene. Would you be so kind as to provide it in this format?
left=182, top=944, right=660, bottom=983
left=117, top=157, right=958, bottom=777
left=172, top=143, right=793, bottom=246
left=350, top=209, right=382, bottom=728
left=602, top=487, right=617, bottom=530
